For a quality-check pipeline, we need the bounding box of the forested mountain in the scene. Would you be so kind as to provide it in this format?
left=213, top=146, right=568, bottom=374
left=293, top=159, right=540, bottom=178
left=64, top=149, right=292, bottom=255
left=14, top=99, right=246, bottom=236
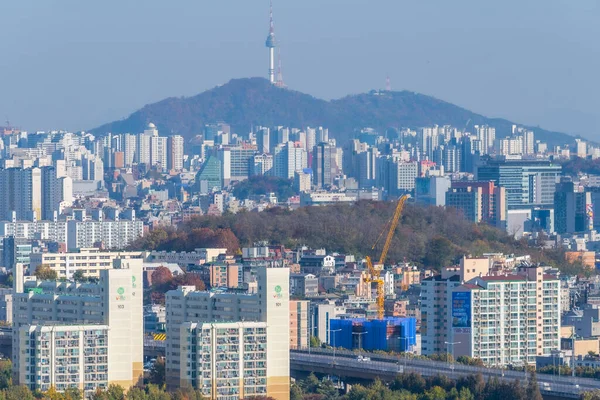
left=91, top=77, right=576, bottom=147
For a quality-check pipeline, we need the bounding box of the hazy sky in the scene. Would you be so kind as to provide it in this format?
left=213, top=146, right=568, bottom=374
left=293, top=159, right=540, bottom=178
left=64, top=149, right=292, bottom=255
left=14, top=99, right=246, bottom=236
left=1, top=0, right=599, bottom=139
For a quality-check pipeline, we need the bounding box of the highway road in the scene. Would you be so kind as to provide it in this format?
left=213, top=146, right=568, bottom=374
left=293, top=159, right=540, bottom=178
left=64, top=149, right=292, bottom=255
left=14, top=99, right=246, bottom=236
left=291, top=348, right=600, bottom=398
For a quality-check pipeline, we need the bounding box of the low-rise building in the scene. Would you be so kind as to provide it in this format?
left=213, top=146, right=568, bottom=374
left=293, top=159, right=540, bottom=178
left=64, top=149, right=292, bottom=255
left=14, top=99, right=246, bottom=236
left=29, top=248, right=143, bottom=279
left=290, top=274, right=318, bottom=297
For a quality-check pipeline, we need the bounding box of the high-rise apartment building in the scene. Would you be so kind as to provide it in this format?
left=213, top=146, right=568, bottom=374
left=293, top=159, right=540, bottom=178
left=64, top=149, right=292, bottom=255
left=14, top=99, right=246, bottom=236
left=290, top=300, right=309, bottom=349
left=448, top=181, right=507, bottom=228
left=473, top=125, right=495, bottom=155
left=123, top=134, right=137, bottom=167
left=293, top=170, right=312, bottom=193
left=312, top=143, right=336, bottom=188
left=166, top=267, right=290, bottom=400
left=40, top=166, right=73, bottom=221
left=421, top=257, right=491, bottom=356
left=274, top=143, right=307, bottom=179
left=168, top=135, right=184, bottom=171
left=151, top=135, right=168, bottom=171
left=451, top=266, right=560, bottom=367
left=252, top=154, right=274, bottom=176
left=178, top=321, right=269, bottom=399
left=12, top=259, right=143, bottom=394
left=0, top=167, right=42, bottom=220
left=554, top=180, right=593, bottom=234
left=256, top=127, right=270, bottom=154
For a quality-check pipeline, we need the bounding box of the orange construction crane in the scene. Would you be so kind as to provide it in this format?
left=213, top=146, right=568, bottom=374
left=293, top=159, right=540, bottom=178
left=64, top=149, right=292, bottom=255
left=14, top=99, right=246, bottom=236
left=364, top=194, right=409, bottom=319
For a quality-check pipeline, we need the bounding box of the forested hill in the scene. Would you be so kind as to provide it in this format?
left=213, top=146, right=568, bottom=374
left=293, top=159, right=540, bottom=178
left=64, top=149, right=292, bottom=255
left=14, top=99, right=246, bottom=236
left=130, top=201, right=583, bottom=274
left=91, top=77, right=576, bottom=147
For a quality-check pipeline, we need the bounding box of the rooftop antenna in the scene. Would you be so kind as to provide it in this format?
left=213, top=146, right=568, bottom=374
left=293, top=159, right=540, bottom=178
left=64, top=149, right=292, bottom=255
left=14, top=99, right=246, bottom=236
left=385, top=76, right=391, bottom=91
left=275, top=47, right=286, bottom=88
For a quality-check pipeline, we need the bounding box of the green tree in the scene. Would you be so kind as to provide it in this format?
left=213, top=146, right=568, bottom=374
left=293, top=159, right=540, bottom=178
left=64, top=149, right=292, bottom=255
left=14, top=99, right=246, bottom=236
left=420, top=386, right=446, bottom=400
left=63, top=387, right=83, bottom=400
left=34, top=265, right=57, bottom=281
left=149, top=357, right=166, bottom=386
left=310, top=335, right=321, bottom=348
left=4, top=385, right=35, bottom=400
left=0, top=360, right=12, bottom=389
left=72, top=270, right=87, bottom=283
left=582, top=389, right=600, bottom=400
left=290, top=384, right=304, bottom=400
left=106, top=384, right=125, bottom=400
left=424, top=236, right=455, bottom=269
left=525, top=372, right=542, bottom=400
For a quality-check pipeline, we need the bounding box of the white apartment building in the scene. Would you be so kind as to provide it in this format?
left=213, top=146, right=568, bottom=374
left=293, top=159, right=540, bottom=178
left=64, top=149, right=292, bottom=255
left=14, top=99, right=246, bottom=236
left=12, top=259, right=143, bottom=394
left=0, top=218, right=142, bottom=250
left=395, top=161, right=418, bottom=191
left=421, top=257, right=491, bottom=356
left=66, top=218, right=144, bottom=250
left=451, top=266, right=561, bottom=367
left=18, top=325, right=110, bottom=393
left=151, top=136, right=168, bottom=171
left=179, top=322, right=268, bottom=399
left=0, top=219, right=68, bottom=243
left=166, top=267, right=290, bottom=400
left=146, top=248, right=227, bottom=267
left=29, top=248, right=143, bottom=279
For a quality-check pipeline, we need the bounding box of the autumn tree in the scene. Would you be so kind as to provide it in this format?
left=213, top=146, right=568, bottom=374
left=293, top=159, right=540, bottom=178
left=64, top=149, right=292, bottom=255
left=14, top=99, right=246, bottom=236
left=34, top=265, right=57, bottom=281
left=151, top=266, right=173, bottom=286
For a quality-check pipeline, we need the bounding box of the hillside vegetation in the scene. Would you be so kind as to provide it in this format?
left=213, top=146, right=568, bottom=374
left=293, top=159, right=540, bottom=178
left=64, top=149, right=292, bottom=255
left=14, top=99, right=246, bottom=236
left=91, top=77, right=575, bottom=147
left=132, top=201, right=580, bottom=272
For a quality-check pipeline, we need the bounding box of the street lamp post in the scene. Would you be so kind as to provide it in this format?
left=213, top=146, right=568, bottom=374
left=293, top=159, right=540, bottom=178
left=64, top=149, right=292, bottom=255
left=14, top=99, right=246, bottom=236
left=445, top=341, right=461, bottom=371
left=402, top=336, right=413, bottom=370
left=352, top=331, right=368, bottom=354
left=330, top=328, right=342, bottom=365
left=308, top=317, right=318, bottom=355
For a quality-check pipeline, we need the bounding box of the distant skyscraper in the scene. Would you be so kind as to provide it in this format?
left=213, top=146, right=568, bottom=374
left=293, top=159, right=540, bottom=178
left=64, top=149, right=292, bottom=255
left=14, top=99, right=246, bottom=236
left=256, top=127, right=270, bottom=154
left=265, top=1, right=276, bottom=84
left=312, top=143, right=336, bottom=188
left=168, top=135, right=184, bottom=171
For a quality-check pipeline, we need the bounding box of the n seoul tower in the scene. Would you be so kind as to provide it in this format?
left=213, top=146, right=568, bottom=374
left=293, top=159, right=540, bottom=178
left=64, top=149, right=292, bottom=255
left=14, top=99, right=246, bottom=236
left=265, top=0, right=276, bottom=84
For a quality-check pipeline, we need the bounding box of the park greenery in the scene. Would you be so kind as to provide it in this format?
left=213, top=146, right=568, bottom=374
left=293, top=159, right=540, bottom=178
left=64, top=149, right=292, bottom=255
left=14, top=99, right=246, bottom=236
left=232, top=176, right=297, bottom=202
left=131, top=201, right=588, bottom=275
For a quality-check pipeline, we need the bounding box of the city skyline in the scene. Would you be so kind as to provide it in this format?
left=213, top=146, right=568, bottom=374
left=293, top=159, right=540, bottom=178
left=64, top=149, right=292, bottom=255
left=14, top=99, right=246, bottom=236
left=0, top=1, right=598, bottom=139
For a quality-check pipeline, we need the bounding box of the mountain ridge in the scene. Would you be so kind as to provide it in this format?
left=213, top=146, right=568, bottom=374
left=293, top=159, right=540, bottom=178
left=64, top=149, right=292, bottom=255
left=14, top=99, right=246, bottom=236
left=91, top=77, right=577, bottom=146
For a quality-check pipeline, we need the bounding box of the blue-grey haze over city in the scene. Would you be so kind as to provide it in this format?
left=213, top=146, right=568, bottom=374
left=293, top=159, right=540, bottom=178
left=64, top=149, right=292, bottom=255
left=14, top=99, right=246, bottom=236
left=1, top=0, right=599, bottom=138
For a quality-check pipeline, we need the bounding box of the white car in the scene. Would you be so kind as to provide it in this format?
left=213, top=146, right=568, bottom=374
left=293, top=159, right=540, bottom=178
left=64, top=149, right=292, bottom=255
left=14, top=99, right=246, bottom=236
left=356, top=355, right=371, bottom=362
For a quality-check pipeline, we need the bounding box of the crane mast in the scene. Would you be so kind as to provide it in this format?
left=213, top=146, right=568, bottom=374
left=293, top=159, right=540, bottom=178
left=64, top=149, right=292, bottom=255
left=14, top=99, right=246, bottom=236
left=364, top=195, right=408, bottom=319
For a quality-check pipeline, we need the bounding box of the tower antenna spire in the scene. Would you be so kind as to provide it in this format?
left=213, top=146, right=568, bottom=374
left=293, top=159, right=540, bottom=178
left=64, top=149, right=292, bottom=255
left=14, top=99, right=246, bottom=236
left=265, top=0, right=276, bottom=84
left=275, top=47, right=286, bottom=88
left=269, top=0, right=274, bottom=34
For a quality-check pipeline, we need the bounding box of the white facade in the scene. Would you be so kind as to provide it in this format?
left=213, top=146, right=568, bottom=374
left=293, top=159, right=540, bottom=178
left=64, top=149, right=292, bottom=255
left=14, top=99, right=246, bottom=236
left=452, top=268, right=561, bottom=367
left=66, top=219, right=144, bottom=250
left=179, top=322, right=268, bottom=399
left=12, top=259, right=143, bottom=393
left=166, top=267, right=290, bottom=400
left=29, top=248, right=144, bottom=279
left=18, top=325, right=110, bottom=393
